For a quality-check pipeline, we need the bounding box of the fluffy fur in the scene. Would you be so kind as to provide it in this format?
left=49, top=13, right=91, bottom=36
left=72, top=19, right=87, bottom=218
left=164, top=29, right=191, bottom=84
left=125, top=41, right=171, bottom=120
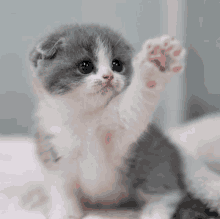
left=26, top=24, right=186, bottom=219
left=168, top=112, right=220, bottom=215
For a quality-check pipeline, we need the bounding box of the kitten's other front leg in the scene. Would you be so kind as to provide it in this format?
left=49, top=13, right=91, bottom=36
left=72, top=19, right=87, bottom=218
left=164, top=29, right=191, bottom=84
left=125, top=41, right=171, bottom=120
left=118, top=35, right=185, bottom=146
left=43, top=171, right=83, bottom=219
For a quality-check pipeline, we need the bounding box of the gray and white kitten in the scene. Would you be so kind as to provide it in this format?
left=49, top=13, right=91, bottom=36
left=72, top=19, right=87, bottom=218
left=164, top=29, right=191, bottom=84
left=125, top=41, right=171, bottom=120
left=26, top=23, right=185, bottom=219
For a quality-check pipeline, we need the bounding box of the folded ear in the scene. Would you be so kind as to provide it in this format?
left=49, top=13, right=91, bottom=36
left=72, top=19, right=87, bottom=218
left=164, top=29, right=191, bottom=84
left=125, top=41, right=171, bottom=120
left=29, top=37, right=66, bottom=68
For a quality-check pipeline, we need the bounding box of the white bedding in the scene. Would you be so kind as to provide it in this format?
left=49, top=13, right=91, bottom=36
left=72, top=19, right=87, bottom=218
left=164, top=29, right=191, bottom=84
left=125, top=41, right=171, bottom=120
left=0, top=137, right=138, bottom=219
left=4, top=135, right=220, bottom=219
left=0, top=137, right=45, bottom=218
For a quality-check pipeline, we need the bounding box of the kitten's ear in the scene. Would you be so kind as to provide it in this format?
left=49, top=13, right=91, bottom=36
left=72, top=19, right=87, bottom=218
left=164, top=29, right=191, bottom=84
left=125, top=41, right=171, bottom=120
left=29, top=37, right=66, bottom=67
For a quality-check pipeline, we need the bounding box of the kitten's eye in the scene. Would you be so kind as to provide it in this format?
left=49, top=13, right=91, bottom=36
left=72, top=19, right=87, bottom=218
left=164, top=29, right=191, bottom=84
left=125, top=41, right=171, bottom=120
left=78, top=60, right=94, bottom=74
left=112, top=59, right=123, bottom=72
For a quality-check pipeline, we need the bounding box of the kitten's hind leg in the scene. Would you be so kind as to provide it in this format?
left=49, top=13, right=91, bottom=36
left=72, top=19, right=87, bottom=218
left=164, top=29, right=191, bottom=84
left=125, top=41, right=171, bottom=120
left=139, top=190, right=184, bottom=219
left=180, top=155, right=220, bottom=214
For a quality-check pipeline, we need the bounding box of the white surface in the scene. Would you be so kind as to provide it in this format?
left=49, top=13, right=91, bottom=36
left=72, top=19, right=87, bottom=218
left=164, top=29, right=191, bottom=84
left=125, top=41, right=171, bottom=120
left=0, top=137, right=46, bottom=219
left=0, top=138, right=138, bottom=219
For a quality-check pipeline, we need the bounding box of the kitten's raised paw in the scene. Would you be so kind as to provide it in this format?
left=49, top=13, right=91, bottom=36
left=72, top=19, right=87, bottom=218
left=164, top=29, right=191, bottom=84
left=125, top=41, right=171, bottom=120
left=139, top=35, right=185, bottom=89
left=146, top=35, right=184, bottom=73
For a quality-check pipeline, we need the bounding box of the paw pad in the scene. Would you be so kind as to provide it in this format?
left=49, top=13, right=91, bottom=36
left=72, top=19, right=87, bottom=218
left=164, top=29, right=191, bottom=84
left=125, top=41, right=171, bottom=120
left=173, top=49, right=181, bottom=56
left=147, top=81, right=157, bottom=88
left=173, top=66, right=182, bottom=73
left=145, top=35, right=184, bottom=74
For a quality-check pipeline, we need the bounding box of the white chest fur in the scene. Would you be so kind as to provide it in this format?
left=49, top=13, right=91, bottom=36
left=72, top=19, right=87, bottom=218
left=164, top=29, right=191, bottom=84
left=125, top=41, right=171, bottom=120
left=37, top=96, right=130, bottom=199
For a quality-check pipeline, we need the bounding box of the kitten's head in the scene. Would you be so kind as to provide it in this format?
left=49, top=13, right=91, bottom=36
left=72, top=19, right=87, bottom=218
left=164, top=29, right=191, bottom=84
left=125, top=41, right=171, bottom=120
left=30, top=23, right=134, bottom=105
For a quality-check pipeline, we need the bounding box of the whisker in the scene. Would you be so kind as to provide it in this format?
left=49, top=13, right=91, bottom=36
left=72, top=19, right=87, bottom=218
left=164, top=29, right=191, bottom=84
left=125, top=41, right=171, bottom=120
left=114, top=34, right=123, bottom=47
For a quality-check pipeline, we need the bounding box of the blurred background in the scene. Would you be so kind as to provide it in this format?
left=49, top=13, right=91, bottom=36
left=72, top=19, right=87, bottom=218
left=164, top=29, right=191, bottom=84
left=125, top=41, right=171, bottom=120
left=0, top=0, right=220, bottom=136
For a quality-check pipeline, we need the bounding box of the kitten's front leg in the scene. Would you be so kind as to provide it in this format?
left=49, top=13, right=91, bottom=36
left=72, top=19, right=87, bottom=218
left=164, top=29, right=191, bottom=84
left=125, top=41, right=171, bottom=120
left=32, top=129, right=83, bottom=219
left=118, top=35, right=185, bottom=146
left=43, top=170, right=83, bottom=219
left=118, top=36, right=185, bottom=219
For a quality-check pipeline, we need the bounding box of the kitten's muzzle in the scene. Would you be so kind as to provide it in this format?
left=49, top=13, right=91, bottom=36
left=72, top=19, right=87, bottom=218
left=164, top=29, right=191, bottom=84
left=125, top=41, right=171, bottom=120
left=102, top=72, right=114, bottom=81
left=102, top=72, right=114, bottom=88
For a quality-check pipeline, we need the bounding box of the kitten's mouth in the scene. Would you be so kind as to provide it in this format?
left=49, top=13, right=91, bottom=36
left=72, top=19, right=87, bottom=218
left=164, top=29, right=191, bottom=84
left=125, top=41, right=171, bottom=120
left=104, top=83, right=113, bottom=89
left=94, top=83, right=115, bottom=96
left=100, top=85, right=113, bottom=93
left=100, top=81, right=114, bottom=92
left=103, top=80, right=113, bottom=88
left=94, top=80, right=120, bottom=96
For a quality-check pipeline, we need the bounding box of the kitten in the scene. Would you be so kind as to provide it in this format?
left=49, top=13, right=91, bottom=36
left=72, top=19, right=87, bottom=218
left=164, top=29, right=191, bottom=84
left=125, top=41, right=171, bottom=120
left=168, top=112, right=220, bottom=216
left=26, top=23, right=185, bottom=219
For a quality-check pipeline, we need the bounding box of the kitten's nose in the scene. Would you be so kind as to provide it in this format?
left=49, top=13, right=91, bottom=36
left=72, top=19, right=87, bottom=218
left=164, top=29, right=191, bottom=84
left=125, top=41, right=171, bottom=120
left=103, top=72, right=114, bottom=81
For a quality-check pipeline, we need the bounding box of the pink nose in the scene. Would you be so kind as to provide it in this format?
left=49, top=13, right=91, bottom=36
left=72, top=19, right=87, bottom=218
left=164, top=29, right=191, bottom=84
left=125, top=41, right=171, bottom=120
left=103, top=73, right=114, bottom=81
